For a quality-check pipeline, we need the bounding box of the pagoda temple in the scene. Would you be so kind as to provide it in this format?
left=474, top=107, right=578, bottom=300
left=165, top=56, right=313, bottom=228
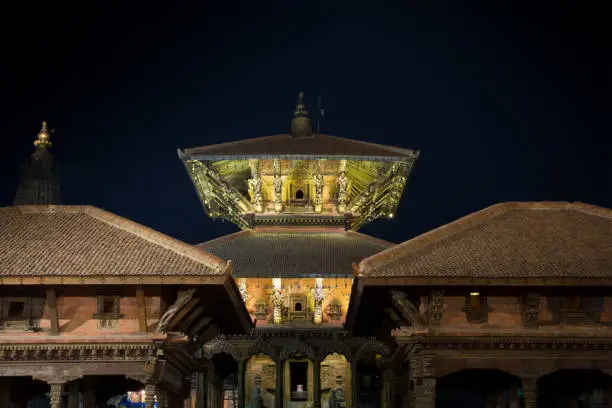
left=177, top=92, right=420, bottom=408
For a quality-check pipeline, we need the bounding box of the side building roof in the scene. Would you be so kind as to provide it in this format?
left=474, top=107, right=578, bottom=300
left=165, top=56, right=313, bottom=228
left=0, top=205, right=229, bottom=283
left=199, top=229, right=394, bottom=278
left=358, top=201, right=612, bottom=282
left=179, top=133, right=419, bottom=162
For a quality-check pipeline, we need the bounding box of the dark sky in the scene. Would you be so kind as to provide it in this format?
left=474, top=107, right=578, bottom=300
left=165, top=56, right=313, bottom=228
left=1, top=3, right=610, bottom=245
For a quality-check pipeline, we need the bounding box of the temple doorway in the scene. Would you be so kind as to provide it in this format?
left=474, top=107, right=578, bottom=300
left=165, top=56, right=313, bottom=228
left=245, top=353, right=277, bottom=408
left=358, top=361, right=382, bottom=408
left=435, top=369, right=522, bottom=408
left=537, top=369, right=612, bottom=408
left=213, top=352, right=239, bottom=408
left=321, top=353, right=352, bottom=408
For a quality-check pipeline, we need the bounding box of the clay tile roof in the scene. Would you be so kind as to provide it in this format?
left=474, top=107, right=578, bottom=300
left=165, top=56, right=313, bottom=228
left=358, top=202, right=612, bottom=279
left=199, top=229, right=393, bottom=277
left=179, top=133, right=418, bottom=162
left=0, top=205, right=228, bottom=277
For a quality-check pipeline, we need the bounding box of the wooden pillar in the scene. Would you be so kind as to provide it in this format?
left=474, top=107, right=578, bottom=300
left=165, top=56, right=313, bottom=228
left=381, top=368, right=395, bottom=408
left=46, top=288, right=60, bottom=335
left=49, top=381, right=64, bottom=408
left=237, top=359, right=246, bottom=408
left=145, top=382, right=157, bottom=408
left=83, top=377, right=96, bottom=408
left=414, top=378, right=435, bottom=408
left=313, top=358, right=322, bottom=408
left=351, top=361, right=359, bottom=408
left=522, top=378, right=538, bottom=408
left=196, top=371, right=207, bottom=408
left=275, top=358, right=284, bottom=408
left=67, top=381, right=79, bottom=408
left=0, top=378, right=12, bottom=408
left=136, top=285, right=148, bottom=332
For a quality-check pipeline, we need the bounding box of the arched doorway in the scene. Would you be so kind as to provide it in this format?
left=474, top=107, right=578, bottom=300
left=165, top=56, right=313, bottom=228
left=320, top=353, right=352, bottom=408
left=245, top=353, right=277, bottom=408
left=538, top=369, right=612, bottom=408
left=436, top=369, right=522, bottom=408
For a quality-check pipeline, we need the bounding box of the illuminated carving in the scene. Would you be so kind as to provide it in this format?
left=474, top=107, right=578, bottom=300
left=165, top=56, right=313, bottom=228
left=271, top=278, right=283, bottom=324
left=337, top=159, right=348, bottom=213
left=314, top=278, right=325, bottom=324
left=248, top=159, right=263, bottom=213
left=313, top=161, right=324, bottom=213
left=273, top=159, right=283, bottom=213
left=238, top=278, right=249, bottom=303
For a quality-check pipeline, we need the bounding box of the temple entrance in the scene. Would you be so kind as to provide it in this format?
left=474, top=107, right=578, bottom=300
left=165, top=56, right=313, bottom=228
left=538, top=369, right=612, bottom=408
left=283, top=355, right=314, bottom=408
left=0, top=377, right=49, bottom=408
left=321, top=353, right=352, bottom=408
left=436, top=369, right=522, bottom=408
left=245, top=353, right=276, bottom=408
left=213, top=352, right=239, bottom=408
left=358, top=361, right=382, bottom=408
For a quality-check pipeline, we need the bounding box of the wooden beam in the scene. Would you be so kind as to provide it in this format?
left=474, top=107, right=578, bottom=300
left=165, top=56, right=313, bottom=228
left=189, top=315, right=214, bottom=338
left=166, top=297, right=200, bottom=331
left=136, top=286, right=148, bottom=332
left=45, top=288, right=59, bottom=335
left=180, top=306, right=206, bottom=333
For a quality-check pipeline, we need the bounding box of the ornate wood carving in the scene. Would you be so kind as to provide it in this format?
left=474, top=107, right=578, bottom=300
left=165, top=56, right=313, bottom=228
left=0, top=343, right=156, bottom=362
left=428, top=290, right=444, bottom=326
left=317, top=338, right=354, bottom=361
left=202, top=335, right=242, bottom=360
left=522, top=292, right=540, bottom=328
left=157, top=288, right=197, bottom=333
left=355, top=338, right=391, bottom=361
left=248, top=337, right=278, bottom=360
left=279, top=338, right=316, bottom=361
left=390, top=290, right=427, bottom=329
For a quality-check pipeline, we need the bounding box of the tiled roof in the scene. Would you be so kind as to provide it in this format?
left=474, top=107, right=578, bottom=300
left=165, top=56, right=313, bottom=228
left=179, top=133, right=418, bottom=161
left=199, top=229, right=393, bottom=277
left=359, top=202, right=612, bottom=279
left=0, top=206, right=227, bottom=277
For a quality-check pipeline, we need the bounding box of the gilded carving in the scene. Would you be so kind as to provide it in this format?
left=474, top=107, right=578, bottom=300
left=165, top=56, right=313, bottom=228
left=248, top=159, right=263, bottom=212
left=280, top=338, right=316, bottom=360
left=317, top=339, right=354, bottom=361
left=273, top=159, right=283, bottom=212
left=313, top=161, right=324, bottom=213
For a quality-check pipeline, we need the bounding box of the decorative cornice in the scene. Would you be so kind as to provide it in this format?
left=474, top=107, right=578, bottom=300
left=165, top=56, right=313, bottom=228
left=0, top=343, right=157, bottom=362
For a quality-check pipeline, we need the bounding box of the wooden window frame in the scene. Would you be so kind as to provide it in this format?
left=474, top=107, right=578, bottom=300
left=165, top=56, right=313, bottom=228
left=462, top=291, right=491, bottom=323
left=93, top=295, right=123, bottom=320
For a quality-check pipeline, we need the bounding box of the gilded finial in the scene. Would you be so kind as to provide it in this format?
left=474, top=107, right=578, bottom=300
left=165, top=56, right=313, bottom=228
left=34, top=121, right=52, bottom=149
left=290, top=92, right=313, bottom=138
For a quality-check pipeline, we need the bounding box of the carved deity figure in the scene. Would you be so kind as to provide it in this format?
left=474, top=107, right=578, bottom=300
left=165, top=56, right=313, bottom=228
left=329, top=376, right=346, bottom=408
left=247, top=374, right=266, bottom=408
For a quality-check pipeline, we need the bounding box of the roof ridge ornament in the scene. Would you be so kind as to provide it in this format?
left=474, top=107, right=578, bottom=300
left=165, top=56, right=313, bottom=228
left=290, top=92, right=313, bottom=138
left=34, top=121, right=52, bottom=149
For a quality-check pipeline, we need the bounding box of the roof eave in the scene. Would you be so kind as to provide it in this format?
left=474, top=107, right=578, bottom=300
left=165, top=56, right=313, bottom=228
left=178, top=149, right=419, bottom=163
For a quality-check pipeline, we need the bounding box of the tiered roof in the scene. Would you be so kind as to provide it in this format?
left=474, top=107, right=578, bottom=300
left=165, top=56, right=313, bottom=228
left=200, top=229, right=393, bottom=278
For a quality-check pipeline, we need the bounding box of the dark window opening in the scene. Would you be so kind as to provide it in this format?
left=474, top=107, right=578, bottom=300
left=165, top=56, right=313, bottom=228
left=8, top=301, right=25, bottom=319
left=294, top=302, right=302, bottom=312
left=567, top=295, right=582, bottom=310
left=296, top=190, right=304, bottom=199
left=102, top=297, right=116, bottom=314
left=470, top=292, right=481, bottom=309
left=290, top=361, right=308, bottom=399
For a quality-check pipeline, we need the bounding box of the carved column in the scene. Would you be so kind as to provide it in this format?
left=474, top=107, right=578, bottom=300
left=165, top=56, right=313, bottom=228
left=275, top=358, right=284, bottom=408
left=145, top=383, right=157, bottom=408
left=522, top=377, right=538, bottom=408
left=68, top=381, right=80, bottom=408
left=273, top=159, right=283, bottom=213
left=238, top=358, right=246, bottom=408
left=196, top=371, right=207, bottom=408
left=381, top=368, right=395, bottom=408
left=351, top=360, right=360, bottom=408
left=337, top=159, right=348, bottom=213
left=313, top=358, right=322, bottom=408
left=157, top=387, right=168, bottom=408
left=313, top=160, right=323, bottom=213
left=49, top=382, right=63, bottom=408
left=249, top=159, right=263, bottom=212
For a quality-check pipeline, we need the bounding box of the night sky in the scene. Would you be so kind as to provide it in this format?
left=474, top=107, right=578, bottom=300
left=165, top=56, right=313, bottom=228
left=2, top=3, right=610, bottom=245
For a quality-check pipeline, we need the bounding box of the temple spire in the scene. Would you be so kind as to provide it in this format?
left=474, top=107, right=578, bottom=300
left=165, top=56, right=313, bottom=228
left=33, top=121, right=52, bottom=149
left=290, top=92, right=313, bottom=138
left=13, top=121, right=61, bottom=205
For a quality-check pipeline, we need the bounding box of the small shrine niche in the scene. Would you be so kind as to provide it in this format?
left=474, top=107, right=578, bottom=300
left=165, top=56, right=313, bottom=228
left=255, top=298, right=268, bottom=321
left=327, top=299, right=343, bottom=321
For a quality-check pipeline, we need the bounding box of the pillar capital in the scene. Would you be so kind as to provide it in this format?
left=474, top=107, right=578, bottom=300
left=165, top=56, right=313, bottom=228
left=49, top=382, right=64, bottom=408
